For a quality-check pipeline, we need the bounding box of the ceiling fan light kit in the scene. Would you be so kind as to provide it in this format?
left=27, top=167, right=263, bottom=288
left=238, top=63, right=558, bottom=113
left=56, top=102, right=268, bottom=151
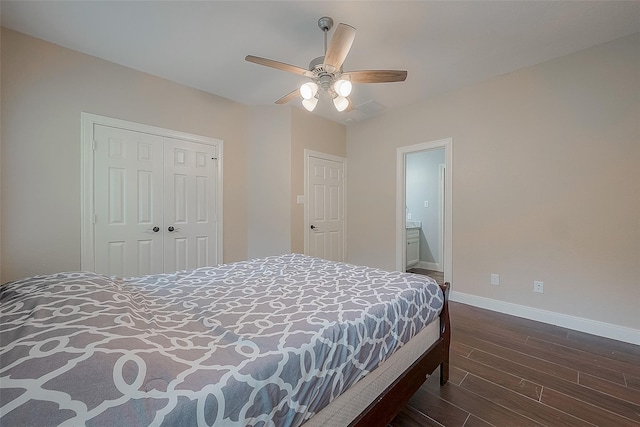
left=246, top=16, right=407, bottom=113
left=300, top=82, right=318, bottom=100
left=334, top=79, right=352, bottom=97
left=333, top=96, right=350, bottom=112
left=302, top=97, right=319, bottom=112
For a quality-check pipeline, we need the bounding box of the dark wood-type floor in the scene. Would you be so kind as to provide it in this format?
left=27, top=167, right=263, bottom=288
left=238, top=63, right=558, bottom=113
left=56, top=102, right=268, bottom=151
left=391, top=271, right=640, bottom=426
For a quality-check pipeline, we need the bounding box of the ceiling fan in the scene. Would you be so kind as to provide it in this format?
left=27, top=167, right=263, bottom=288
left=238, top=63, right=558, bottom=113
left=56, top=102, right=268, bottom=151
left=245, top=16, right=408, bottom=112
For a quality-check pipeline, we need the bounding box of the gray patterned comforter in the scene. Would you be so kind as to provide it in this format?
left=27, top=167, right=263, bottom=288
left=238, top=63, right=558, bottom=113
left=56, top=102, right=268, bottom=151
left=1, top=254, right=443, bottom=426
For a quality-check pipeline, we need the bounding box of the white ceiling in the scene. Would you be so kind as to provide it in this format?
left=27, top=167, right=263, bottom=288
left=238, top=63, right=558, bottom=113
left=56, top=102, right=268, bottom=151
left=2, top=1, right=639, bottom=124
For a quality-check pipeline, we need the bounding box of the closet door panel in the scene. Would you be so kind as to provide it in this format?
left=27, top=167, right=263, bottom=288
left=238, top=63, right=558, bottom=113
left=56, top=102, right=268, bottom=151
left=94, top=125, right=164, bottom=276
left=163, top=138, right=219, bottom=272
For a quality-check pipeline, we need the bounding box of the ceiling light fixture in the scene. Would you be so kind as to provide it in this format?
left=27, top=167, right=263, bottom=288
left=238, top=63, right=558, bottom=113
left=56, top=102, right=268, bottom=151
left=302, top=97, right=319, bottom=112
left=299, top=78, right=351, bottom=112
left=333, top=79, right=352, bottom=97
left=300, top=82, right=318, bottom=100
left=246, top=16, right=407, bottom=114
left=333, top=95, right=349, bottom=112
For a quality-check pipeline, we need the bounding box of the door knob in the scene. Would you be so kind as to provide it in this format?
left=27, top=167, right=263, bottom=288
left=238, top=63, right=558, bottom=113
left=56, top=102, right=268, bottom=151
left=310, top=225, right=317, bottom=230
left=168, top=226, right=175, bottom=232
left=152, top=226, right=160, bottom=232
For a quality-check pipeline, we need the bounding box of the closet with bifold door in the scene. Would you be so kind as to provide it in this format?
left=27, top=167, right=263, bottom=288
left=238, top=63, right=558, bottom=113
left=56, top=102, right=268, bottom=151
left=89, top=119, right=222, bottom=277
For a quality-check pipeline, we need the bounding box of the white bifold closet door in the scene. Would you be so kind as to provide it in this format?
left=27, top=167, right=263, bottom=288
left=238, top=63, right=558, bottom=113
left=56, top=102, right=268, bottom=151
left=93, top=124, right=219, bottom=277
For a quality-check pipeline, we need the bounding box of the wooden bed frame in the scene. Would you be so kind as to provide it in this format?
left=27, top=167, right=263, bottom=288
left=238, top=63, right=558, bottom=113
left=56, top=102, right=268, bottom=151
left=350, top=282, right=451, bottom=426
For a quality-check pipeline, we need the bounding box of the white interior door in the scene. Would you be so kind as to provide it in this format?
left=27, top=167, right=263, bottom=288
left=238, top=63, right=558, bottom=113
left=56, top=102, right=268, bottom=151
left=164, top=137, right=219, bottom=272
left=94, top=125, right=164, bottom=276
left=306, top=153, right=345, bottom=262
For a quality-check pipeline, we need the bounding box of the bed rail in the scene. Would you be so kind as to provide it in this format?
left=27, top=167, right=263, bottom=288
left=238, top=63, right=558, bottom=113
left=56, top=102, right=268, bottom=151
left=350, top=281, right=451, bottom=426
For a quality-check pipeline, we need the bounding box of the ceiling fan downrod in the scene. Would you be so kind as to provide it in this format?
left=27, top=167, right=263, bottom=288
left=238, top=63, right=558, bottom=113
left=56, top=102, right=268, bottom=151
left=318, top=16, right=334, bottom=55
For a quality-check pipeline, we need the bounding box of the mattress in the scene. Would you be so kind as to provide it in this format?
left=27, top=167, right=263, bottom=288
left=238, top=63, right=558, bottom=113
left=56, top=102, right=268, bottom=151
left=304, top=318, right=441, bottom=426
left=0, top=254, right=443, bottom=426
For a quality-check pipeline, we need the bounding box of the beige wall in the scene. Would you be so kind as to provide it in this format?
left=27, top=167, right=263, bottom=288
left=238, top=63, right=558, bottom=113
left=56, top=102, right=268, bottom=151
left=0, top=28, right=250, bottom=282
left=244, top=105, right=347, bottom=259
left=290, top=107, right=347, bottom=254
left=246, top=106, right=292, bottom=259
left=0, top=28, right=347, bottom=282
left=347, top=33, right=640, bottom=331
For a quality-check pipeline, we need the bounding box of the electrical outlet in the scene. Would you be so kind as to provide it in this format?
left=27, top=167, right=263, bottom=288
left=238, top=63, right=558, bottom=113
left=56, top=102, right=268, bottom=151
left=491, top=274, right=500, bottom=286
left=533, top=281, right=544, bottom=293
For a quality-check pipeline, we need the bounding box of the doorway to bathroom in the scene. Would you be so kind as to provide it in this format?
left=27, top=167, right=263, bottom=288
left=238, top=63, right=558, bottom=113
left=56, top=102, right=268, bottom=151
left=396, top=138, right=452, bottom=284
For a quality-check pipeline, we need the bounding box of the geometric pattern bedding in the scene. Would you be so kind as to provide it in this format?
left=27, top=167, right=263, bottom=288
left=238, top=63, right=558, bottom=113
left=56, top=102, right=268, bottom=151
left=0, top=254, right=444, bottom=426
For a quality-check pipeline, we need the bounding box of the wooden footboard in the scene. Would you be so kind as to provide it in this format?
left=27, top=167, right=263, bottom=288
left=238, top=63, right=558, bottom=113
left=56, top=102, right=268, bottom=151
left=350, top=282, right=451, bottom=426
left=439, top=281, right=451, bottom=385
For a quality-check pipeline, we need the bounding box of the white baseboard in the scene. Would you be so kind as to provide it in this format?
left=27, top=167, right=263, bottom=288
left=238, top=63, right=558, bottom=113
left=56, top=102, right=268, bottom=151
left=450, top=291, right=640, bottom=346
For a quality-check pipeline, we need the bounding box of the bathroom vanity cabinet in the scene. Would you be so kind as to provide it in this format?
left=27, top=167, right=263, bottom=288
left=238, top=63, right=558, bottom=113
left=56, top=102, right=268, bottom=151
left=406, top=228, right=420, bottom=268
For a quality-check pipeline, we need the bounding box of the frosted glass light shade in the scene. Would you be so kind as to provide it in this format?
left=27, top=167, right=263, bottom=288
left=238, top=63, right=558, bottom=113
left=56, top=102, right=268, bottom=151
left=302, top=97, right=318, bottom=112
left=333, top=96, right=349, bottom=112
left=333, top=79, right=352, bottom=97
left=300, top=82, right=318, bottom=100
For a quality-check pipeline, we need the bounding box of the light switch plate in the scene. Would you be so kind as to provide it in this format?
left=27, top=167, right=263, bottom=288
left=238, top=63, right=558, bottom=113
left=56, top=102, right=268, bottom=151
left=491, top=274, right=500, bottom=286
left=296, top=195, right=305, bottom=204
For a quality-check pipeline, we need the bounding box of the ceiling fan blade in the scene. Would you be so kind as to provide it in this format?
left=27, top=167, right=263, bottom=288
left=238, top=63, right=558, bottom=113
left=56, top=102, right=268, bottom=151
left=344, top=97, right=354, bottom=112
left=344, top=70, right=408, bottom=83
left=323, top=23, right=356, bottom=71
left=245, top=55, right=310, bottom=76
left=275, top=89, right=300, bottom=105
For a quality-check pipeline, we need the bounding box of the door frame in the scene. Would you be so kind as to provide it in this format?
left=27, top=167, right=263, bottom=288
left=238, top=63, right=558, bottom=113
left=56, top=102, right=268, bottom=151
left=396, top=138, right=453, bottom=282
left=303, top=149, right=347, bottom=261
left=80, top=112, right=224, bottom=272
left=437, top=163, right=446, bottom=272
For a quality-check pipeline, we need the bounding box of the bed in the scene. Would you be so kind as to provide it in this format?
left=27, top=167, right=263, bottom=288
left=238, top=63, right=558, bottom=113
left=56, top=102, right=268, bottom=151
left=0, top=254, right=450, bottom=426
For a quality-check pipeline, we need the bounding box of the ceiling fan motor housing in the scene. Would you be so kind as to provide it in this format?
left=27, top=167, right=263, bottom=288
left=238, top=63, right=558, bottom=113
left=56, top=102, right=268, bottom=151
left=307, top=57, right=343, bottom=96
left=309, top=56, right=341, bottom=75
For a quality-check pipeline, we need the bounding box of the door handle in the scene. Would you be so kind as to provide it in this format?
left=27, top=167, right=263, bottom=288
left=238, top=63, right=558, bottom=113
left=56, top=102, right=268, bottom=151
left=152, top=226, right=160, bottom=232
left=310, top=225, right=317, bottom=230
left=168, top=226, right=175, bottom=232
